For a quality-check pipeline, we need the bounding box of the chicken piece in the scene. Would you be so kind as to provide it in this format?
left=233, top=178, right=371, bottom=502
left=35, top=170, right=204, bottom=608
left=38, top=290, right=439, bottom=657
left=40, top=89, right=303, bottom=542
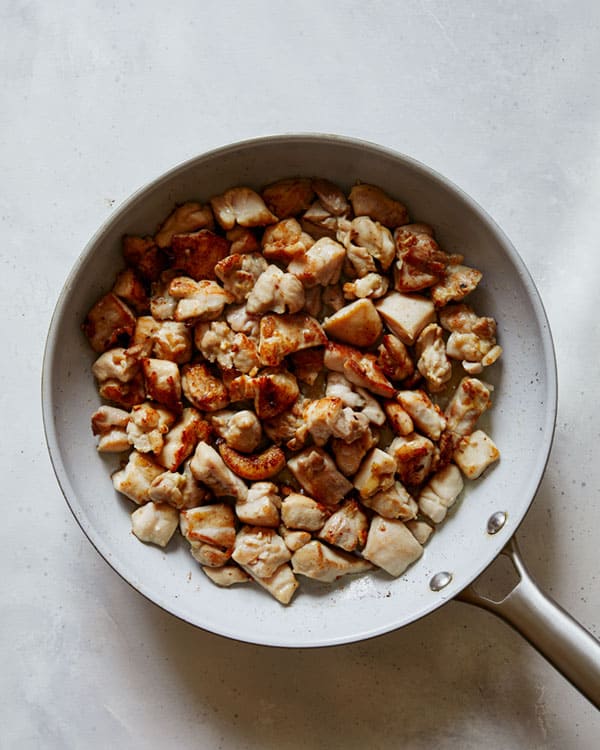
left=181, top=363, right=229, bottom=412
left=158, top=408, right=209, bottom=471
left=92, top=347, right=140, bottom=384
left=150, top=270, right=178, bottom=320
left=229, top=369, right=300, bottom=420
left=302, top=286, right=322, bottom=318
left=202, top=565, right=251, bottom=587
left=243, top=562, right=299, bottom=605
left=362, top=516, right=423, bottom=577
left=301, top=200, right=339, bottom=239
left=361, top=481, right=417, bottom=521
left=279, top=526, right=312, bottom=552
left=343, top=273, right=389, bottom=301
left=353, top=448, right=396, bottom=499
left=303, top=397, right=369, bottom=446
left=377, top=334, right=415, bottom=383
left=383, top=401, right=414, bottom=436
left=439, top=303, right=500, bottom=367
left=311, top=178, right=350, bottom=216
left=395, top=226, right=450, bottom=275
left=406, top=520, right=434, bottom=545
left=418, top=464, right=464, bottom=523
left=393, top=260, right=440, bottom=293
left=375, top=291, right=436, bottom=345
left=83, top=293, right=136, bottom=353
left=439, top=303, right=496, bottom=336
left=349, top=184, right=409, bottom=228
left=194, top=320, right=259, bottom=374
left=235, top=482, right=281, bottom=527
left=190, top=542, right=233, bottom=568
left=287, top=237, right=346, bottom=287
left=148, top=464, right=209, bottom=510
left=112, top=268, right=148, bottom=313
left=131, top=502, right=179, bottom=547
left=387, top=433, right=436, bottom=487
left=281, top=493, right=328, bottom=531
left=415, top=323, right=452, bottom=392
left=170, top=230, right=230, bottom=281
left=287, top=448, right=353, bottom=505
left=169, top=277, right=233, bottom=322
left=122, top=235, right=167, bottom=282
left=430, top=264, right=483, bottom=308
left=232, top=526, right=291, bottom=579
left=444, top=377, right=492, bottom=436
left=291, top=541, right=372, bottom=583
left=91, top=405, right=130, bottom=452
left=325, top=372, right=385, bottom=425
left=155, top=202, right=214, bottom=248
left=261, top=218, right=315, bottom=263
left=189, top=441, right=248, bottom=500
left=331, top=427, right=378, bottom=476
left=258, top=313, right=327, bottom=367
left=324, top=342, right=395, bottom=398
left=289, top=348, right=324, bottom=385
left=97, top=374, right=146, bottom=409
left=246, top=265, right=305, bottom=315
left=225, top=304, right=261, bottom=339
left=226, top=226, right=260, bottom=255
left=112, top=450, right=164, bottom=504
left=210, top=187, right=278, bottom=230
left=219, top=443, right=286, bottom=481
left=131, top=316, right=160, bottom=357
left=323, top=299, right=383, bottom=348
left=397, top=390, right=447, bottom=441
left=180, top=502, right=237, bottom=548
left=262, top=396, right=308, bottom=450
left=322, top=283, right=345, bottom=313
left=347, top=216, right=395, bottom=271
left=262, top=178, right=315, bottom=218
left=126, top=402, right=175, bottom=453
left=453, top=429, right=500, bottom=479
left=213, top=252, right=267, bottom=303
left=210, top=409, right=262, bottom=453
left=318, top=499, right=368, bottom=552
left=143, top=358, right=182, bottom=412
left=152, top=321, right=192, bottom=364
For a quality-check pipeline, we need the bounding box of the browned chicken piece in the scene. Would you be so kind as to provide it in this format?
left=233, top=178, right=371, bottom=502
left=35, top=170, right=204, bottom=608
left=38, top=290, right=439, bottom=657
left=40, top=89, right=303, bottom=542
left=122, top=235, right=167, bottom=282
left=353, top=447, right=397, bottom=499
left=377, top=334, right=415, bottom=383
left=91, top=405, right=130, bottom=452
left=194, top=320, right=259, bottom=374
left=210, top=187, right=278, bottom=230
left=453, top=429, right=500, bottom=479
left=397, top=390, right=447, bottom=441
left=262, top=178, right=315, bottom=218
left=289, top=347, right=324, bottom=385
left=418, top=464, right=464, bottom=523
left=405, top=520, right=434, bottom=545
left=393, top=260, right=440, bottom=293
left=261, top=218, right=315, bottom=263
left=232, top=525, right=291, bottom=580
left=151, top=321, right=192, bottom=364
left=158, top=407, right=210, bottom=471
left=214, top=252, right=268, bottom=302
left=383, top=400, right=414, bottom=436
left=126, top=402, right=175, bottom=454
left=189, top=441, right=248, bottom=501
left=311, top=178, right=350, bottom=217
left=430, top=264, right=483, bottom=308
left=301, top=200, right=339, bottom=239
left=83, top=293, right=136, bottom=353
left=346, top=216, right=395, bottom=271
left=130, top=502, right=179, bottom=547
left=168, top=277, right=234, bottom=322
left=226, top=226, right=260, bottom=254
left=131, top=315, right=160, bottom=356
left=229, top=368, right=300, bottom=420
left=439, top=303, right=500, bottom=368
left=444, top=377, right=492, bottom=436
left=263, top=397, right=309, bottom=450
left=246, top=265, right=305, bottom=315
left=112, top=268, right=148, bottom=313
left=349, top=184, right=409, bottom=228
left=149, top=461, right=210, bottom=510
left=112, top=450, right=164, bottom=504
left=395, top=225, right=450, bottom=276
left=279, top=526, right=312, bottom=552
left=210, top=409, right=262, bottom=453
left=323, top=299, right=383, bottom=348
left=291, top=541, right=372, bottom=582
left=142, top=358, right=182, bottom=412
left=202, top=565, right=251, bottom=587
left=170, top=229, right=230, bottom=281
left=415, top=323, right=452, bottom=392
left=343, top=273, right=389, bottom=300
left=387, top=433, right=436, bottom=487
left=150, top=270, right=178, bottom=320
left=304, top=397, right=370, bottom=447
left=190, top=542, right=233, bottom=568
left=154, top=202, right=214, bottom=248
left=324, top=342, right=395, bottom=399
left=180, top=502, right=237, bottom=548
left=375, top=291, right=436, bottom=345
left=287, top=447, right=353, bottom=505
left=318, top=499, right=368, bottom=552
left=287, top=237, right=346, bottom=287
left=361, top=481, right=418, bottom=521
left=181, top=363, right=229, bottom=412
left=92, top=347, right=141, bottom=384
left=98, top=374, right=146, bottom=409
left=258, top=313, right=327, bottom=367
left=218, top=442, right=286, bottom=481
left=322, top=283, right=346, bottom=312
left=362, top=516, right=423, bottom=577
left=331, top=427, right=378, bottom=476
left=235, top=482, right=281, bottom=527
left=281, top=493, right=329, bottom=532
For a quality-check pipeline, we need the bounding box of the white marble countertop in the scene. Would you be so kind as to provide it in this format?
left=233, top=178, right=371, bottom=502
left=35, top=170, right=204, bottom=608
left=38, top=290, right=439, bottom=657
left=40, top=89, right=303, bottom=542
left=2, top=1, right=600, bottom=747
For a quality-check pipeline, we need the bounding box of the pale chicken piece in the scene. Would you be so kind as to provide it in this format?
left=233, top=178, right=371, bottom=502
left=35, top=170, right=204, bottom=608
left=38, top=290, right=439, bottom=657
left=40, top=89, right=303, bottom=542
left=169, top=277, right=233, bottom=322
left=301, top=200, right=339, bottom=238
left=445, top=332, right=493, bottom=363
left=318, top=499, right=368, bottom=552
left=148, top=466, right=209, bottom=510
left=232, top=526, right=291, bottom=579
left=181, top=363, right=229, bottom=412
left=375, top=291, right=436, bottom=345
left=154, top=202, right=214, bottom=248
left=214, top=252, right=268, bottom=302
left=235, top=482, right=281, bottom=527
left=92, top=347, right=140, bottom=383
left=362, top=516, right=423, bottom=577
left=292, top=541, right=372, bottom=583
left=343, top=241, right=377, bottom=278
left=287, top=237, right=346, bottom=287
left=210, top=186, right=278, bottom=230
left=430, top=264, right=483, bottom=308
left=349, top=184, right=409, bottom=228
left=91, top=405, right=131, bottom=452
left=438, top=303, right=496, bottom=337
left=347, top=216, right=395, bottom=271
left=393, top=259, right=440, bottom=293
left=189, top=441, right=248, bottom=501
left=153, top=321, right=192, bottom=364
left=324, top=342, right=395, bottom=399
left=194, top=320, right=259, bottom=374
left=325, top=371, right=364, bottom=409
left=311, top=178, right=350, bottom=216
left=444, top=377, right=492, bottom=436
left=415, top=323, right=452, bottom=392
left=150, top=271, right=178, bottom=321
left=304, top=397, right=370, bottom=446
left=112, top=450, right=164, bottom=505
left=226, top=226, right=260, bottom=255
left=190, top=542, right=232, bottom=568
left=353, top=448, right=397, bottom=499
left=453, top=429, right=500, bottom=479
left=387, top=433, right=436, bottom=487
left=262, top=178, right=315, bottom=218
left=210, top=409, right=262, bottom=453
left=126, top=402, right=175, bottom=453
left=142, top=358, right=182, bottom=412
left=281, top=493, right=328, bottom=532
left=462, top=360, right=484, bottom=375
left=331, top=427, right=378, bottom=476
left=322, top=283, right=345, bottom=312
left=97, top=373, right=146, bottom=410
left=131, top=502, right=179, bottom=547
left=361, top=481, right=418, bottom=521
left=279, top=526, right=312, bottom=552
left=202, top=565, right=251, bottom=587
left=323, top=299, right=383, bottom=348
left=225, top=304, right=261, bottom=339
left=261, top=218, right=315, bottom=263
left=229, top=368, right=300, bottom=420
left=242, top=562, right=299, bottom=605
left=218, top=443, right=286, bottom=481
left=246, top=265, right=305, bottom=315
left=112, top=267, right=148, bottom=313
left=418, top=464, right=464, bottom=524
left=396, top=390, right=447, bottom=441
left=377, top=334, right=415, bottom=382
left=383, top=401, right=414, bottom=436
left=131, top=315, right=160, bottom=357
left=302, top=285, right=322, bottom=318
left=258, top=313, right=327, bottom=367
left=406, top=520, right=434, bottom=545
left=481, top=345, right=502, bottom=367
left=287, top=448, right=354, bottom=505
left=82, top=293, right=136, bottom=353
left=158, top=407, right=210, bottom=471
left=180, top=502, right=237, bottom=548
left=343, top=273, right=389, bottom=300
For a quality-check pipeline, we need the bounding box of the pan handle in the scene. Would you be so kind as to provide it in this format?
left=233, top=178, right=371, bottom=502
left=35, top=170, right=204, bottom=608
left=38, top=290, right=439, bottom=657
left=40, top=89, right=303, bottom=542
left=456, top=535, right=600, bottom=708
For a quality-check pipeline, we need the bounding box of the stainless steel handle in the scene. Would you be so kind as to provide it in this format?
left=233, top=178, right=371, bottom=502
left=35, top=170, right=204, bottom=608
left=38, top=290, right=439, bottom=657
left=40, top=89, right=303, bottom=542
left=457, top=535, right=600, bottom=708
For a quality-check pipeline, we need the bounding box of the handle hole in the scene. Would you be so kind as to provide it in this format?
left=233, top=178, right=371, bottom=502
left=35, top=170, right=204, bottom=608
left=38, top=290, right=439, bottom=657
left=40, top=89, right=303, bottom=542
left=472, top=553, right=522, bottom=603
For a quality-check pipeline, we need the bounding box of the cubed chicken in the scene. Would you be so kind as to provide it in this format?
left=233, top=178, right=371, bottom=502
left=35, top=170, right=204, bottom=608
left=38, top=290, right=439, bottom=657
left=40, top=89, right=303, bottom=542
left=92, top=347, right=141, bottom=384
left=214, top=252, right=268, bottom=302
left=387, top=433, right=436, bottom=487
left=444, top=377, right=492, bottom=436
left=346, top=216, right=395, bottom=271
left=430, top=264, right=482, bottom=308
left=415, top=323, right=452, bottom=392
left=324, top=342, right=395, bottom=398
left=181, top=363, right=229, bottom=412
left=291, top=541, right=372, bottom=582
left=246, top=265, right=305, bottom=315
left=301, top=200, right=339, bottom=238
left=170, top=229, right=230, bottom=281
left=126, top=402, right=175, bottom=453
left=122, top=235, right=167, bottom=282
left=225, top=303, right=261, bottom=339
left=331, top=427, right=378, bottom=476
left=112, top=450, right=164, bottom=504
left=361, top=481, right=418, bottom=521
left=190, top=542, right=232, bottom=568
left=418, top=464, right=464, bottom=523
left=343, top=273, right=389, bottom=300
left=83, top=293, right=136, bottom=353
left=287, top=237, right=346, bottom=287
left=258, top=313, right=327, bottom=367
left=323, top=299, right=383, bottom=348
left=226, top=226, right=260, bottom=255
left=232, top=526, right=291, bottom=579
left=281, top=493, right=328, bottom=531
left=262, top=397, right=309, bottom=450
left=202, top=565, right=251, bottom=587
left=261, top=218, right=315, bottom=263
left=375, top=291, right=436, bottom=345
left=131, top=315, right=160, bottom=357
left=194, top=320, right=259, bottom=374
left=353, top=448, right=397, bottom=499
left=148, top=465, right=209, bottom=510
left=396, top=390, right=447, bottom=441
left=318, top=499, right=368, bottom=552
left=287, top=448, right=353, bottom=505
left=210, top=186, right=278, bottom=230
left=289, top=347, right=324, bottom=385
left=150, top=271, right=178, bottom=320
left=304, top=397, right=370, bottom=446
left=131, top=502, right=179, bottom=547
left=97, top=374, right=146, bottom=409
left=279, top=526, right=312, bottom=552
left=377, top=334, right=415, bottom=382
left=169, top=277, right=233, bottom=322
left=180, top=503, right=237, bottom=549
left=383, top=401, right=414, bottom=436
left=453, top=429, right=500, bottom=479
left=243, top=562, right=299, bottom=605
left=362, top=516, right=423, bottom=576
left=158, top=408, right=210, bottom=471
left=154, top=202, right=214, bottom=248
left=311, top=178, right=350, bottom=217
left=229, top=369, right=300, bottom=420
left=91, top=405, right=131, bottom=453
left=152, top=321, right=192, bottom=364
left=349, top=184, right=409, bottom=228
left=143, top=358, right=182, bottom=412
left=189, top=442, right=248, bottom=501
left=405, top=520, right=435, bottom=545
left=262, top=178, right=315, bottom=218
left=210, top=409, right=262, bottom=453
left=235, top=482, right=281, bottom=527
left=112, top=268, right=148, bottom=313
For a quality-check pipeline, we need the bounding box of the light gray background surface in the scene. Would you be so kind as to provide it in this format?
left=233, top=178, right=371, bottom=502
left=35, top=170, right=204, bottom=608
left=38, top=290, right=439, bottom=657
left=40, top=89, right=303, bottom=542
left=2, top=1, right=599, bottom=747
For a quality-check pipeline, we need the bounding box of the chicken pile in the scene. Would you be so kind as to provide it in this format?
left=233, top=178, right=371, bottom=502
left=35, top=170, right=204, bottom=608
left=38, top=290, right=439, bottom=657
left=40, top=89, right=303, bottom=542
left=83, top=177, right=501, bottom=605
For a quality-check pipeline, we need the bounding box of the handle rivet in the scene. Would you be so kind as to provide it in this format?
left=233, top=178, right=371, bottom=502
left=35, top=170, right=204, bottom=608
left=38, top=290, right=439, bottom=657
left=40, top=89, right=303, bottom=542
left=430, top=571, right=453, bottom=591
left=487, top=511, right=507, bottom=535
